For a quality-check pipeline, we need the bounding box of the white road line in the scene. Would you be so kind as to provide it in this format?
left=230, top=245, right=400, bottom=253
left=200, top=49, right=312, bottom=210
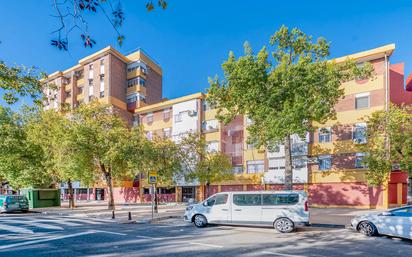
left=0, top=231, right=96, bottom=250
left=189, top=242, right=224, bottom=248
left=0, top=224, right=34, bottom=234
left=136, top=235, right=164, bottom=240
left=91, top=230, right=127, bottom=236
left=261, top=251, right=305, bottom=257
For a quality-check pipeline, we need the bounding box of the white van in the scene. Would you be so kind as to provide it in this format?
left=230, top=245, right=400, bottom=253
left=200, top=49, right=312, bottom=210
left=184, top=191, right=309, bottom=233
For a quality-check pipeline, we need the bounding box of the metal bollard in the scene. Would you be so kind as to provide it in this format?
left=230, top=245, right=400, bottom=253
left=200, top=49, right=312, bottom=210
left=112, top=210, right=115, bottom=219
left=128, top=211, right=132, bottom=221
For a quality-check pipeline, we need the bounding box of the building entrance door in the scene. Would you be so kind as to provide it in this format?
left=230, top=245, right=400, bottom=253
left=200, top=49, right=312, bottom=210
left=95, top=188, right=105, bottom=201
left=181, top=187, right=196, bottom=202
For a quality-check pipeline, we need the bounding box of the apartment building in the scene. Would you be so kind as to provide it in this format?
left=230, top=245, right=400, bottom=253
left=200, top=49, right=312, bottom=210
left=43, top=44, right=411, bottom=208
left=43, top=46, right=163, bottom=126
left=134, top=44, right=412, bottom=208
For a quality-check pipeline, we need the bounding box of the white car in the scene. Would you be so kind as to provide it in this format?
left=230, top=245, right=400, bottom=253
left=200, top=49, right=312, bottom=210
left=350, top=206, right=412, bottom=239
left=184, top=191, right=309, bottom=233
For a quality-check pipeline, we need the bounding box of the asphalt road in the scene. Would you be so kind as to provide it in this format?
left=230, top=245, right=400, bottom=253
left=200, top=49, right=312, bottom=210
left=0, top=214, right=411, bottom=257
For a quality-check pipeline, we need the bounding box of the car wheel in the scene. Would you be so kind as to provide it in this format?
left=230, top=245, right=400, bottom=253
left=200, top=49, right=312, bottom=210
left=358, top=221, right=377, bottom=236
left=193, top=214, right=207, bottom=228
left=274, top=217, right=295, bottom=233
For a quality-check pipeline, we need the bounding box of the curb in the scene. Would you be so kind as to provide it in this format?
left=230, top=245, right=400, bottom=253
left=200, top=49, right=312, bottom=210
left=120, top=215, right=183, bottom=224
left=308, top=223, right=346, bottom=229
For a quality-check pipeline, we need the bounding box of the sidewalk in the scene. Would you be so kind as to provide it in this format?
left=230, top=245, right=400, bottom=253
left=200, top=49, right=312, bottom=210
left=33, top=202, right=186, bottom=224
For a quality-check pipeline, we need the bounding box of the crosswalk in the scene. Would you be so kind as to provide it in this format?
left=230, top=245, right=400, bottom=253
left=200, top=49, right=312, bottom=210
left=0, top=214, right=119, bottom=250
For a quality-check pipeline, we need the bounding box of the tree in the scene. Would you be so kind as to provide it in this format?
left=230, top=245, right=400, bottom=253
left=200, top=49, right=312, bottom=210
left=134, top=136, right=182, bottom=211
left=0, top=61, right=47, bottom=105
left=50, top=0, right=167, bottom=51
left=69, top=100, right=142, bottom=210
left=25, top=108, right=95, bottom=208
left=363, top=104, right=412, bottom=186
left=179, top=133, right=233, bottom=200
left=0, top=106, right=52, bottom=189
left=208, top=25, right=374, bottom=190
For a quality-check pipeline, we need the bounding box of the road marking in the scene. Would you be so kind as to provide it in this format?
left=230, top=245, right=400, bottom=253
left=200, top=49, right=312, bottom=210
left=0, top=230, right=96, bottom=250
left=0, top=224, right=34, bottom=234
left=92, top=230, right=127, bottom=236
left=261, top=251, right=305, bottom=257
left=189, top=242, right=224, bottom=248
left=136, top=235, right=164, bottom=240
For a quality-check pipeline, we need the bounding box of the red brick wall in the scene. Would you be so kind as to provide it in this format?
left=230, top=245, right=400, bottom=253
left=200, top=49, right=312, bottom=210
left=145, top=68, right=162, bottom=104
left=390, top=63, right=412, bottom=105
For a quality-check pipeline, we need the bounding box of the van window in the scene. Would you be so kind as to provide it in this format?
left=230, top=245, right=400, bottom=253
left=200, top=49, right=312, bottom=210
left=262, top=194, right=299, bottom=205
left=214, top=194, right=228, bottom=205
left=233, top=194, right=261, bottom=206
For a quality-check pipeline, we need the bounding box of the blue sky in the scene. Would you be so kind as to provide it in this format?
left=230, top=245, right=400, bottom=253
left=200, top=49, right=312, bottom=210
left=1, top=0, right=412, bottom=108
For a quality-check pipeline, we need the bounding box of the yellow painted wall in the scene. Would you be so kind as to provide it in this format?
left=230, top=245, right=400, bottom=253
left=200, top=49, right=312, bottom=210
left=127, top=85, right=146, bottom=95
left=204, top=109, right=219, bottom=121
left=127, top=68, right=147, bottom=80
left=311, top=169, right=367, bottom=183
left=309, top=140, right=365, bottom=155
left=204, top=131, right=220, bottom=142
left=143, top=119, right=172, bottom=131
left=341, top=74, right=384, bottom=96
left=313, top=106, right=384, bottom=127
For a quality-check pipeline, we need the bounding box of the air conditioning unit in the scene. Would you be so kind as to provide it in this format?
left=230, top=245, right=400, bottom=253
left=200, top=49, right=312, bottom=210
left=188, top=110, right=197, bottom=117
left=307, top=157, right=319, bottom=164
left=353, top=138, right=366, bottom=144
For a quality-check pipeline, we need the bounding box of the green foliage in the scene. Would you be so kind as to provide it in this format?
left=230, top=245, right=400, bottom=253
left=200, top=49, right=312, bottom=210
left=0, top=61, right=48, bottom=105
left=0, top=106, right=52, bottom=189
left=179, top=134, right=233, bottom=185
left=363, top=105, right=412, bottom=185
left=207, top=25, right=374, bottom=188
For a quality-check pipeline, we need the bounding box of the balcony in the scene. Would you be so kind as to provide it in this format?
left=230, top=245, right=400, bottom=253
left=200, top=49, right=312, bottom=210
left=77, top=93, right=84, bottom=101
left=127, top=67, right=147, bottom=80
left=76, top=77, right=85, bottom=86
left=127, top=85, right=146, bottom=95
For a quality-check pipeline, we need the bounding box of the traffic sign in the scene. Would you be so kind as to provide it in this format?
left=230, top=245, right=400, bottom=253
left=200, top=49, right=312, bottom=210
left=148, top=171, right=157, bottom=184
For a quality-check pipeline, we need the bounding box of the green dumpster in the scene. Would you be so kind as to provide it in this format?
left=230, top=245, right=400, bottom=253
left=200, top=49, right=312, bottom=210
left=20, top=189, right=61, bottom=208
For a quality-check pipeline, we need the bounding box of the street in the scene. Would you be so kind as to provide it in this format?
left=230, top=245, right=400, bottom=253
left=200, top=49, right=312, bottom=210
left=1, top=213, right=411, bottom=257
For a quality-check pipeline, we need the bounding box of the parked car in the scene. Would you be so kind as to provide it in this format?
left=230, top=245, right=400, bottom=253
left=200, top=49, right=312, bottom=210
left=184, top=191, right=309, bottom=233
left=0, top=195, right=29, bottom=213
left=350, top=206, right=412, bottom=239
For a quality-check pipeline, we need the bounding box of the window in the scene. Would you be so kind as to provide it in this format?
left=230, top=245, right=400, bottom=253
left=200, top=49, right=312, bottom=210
left=262, top=194, right=299, bottom=205
left=202, top=119, right=218, bottom=131
left=246, top=117, right=253, bottom=125
left=100, top=59, right=104, bottom=74
left=247, top=142, right=256, bottom=150
left=132, top=116, right=140, bottom=127
left=318, top=127, right=331, bottom=143
left=246, top=160, right=264, bottom=174
left=390, top=207, right=412, bottom=217
left=353, top=123, right=367, bottom=144
left=78, top=87, right=83, bottom=94
left=318, top=155, right=332, bottom=171
left=146, top=113, right=153, bottom=123
left=355, top=93, right=370, bottom=109
left=163, top=128, right=171, bottom=138
left=146, top=131, right=153, bottom=140
left=127, top=95, right=137, bottom=104
left=207, top=141, right=219, bottom=152
left=214, top=194, right=228, bottom=205
left=163, top=108, right=171, bottom=120
left=88, top=84, right=93, bottom=96
left=65, top=91, right=71, bottom=98
left=88, top=64, right=93, bottom=79
left=232, top=166, right=243, bottom=174
left=99, top=77, right=104, bottom=98
left=233, top=194, right=261, bottom=206
left=268, top=158, right=285, bottom=171
left=355, top=152, right=368, bottom=169
left=174, top=113, right=183, bottom=123
left=127, top=77, right=146, bottom=88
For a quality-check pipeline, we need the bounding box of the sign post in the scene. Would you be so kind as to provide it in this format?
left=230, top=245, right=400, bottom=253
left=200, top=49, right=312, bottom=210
left=148, top=171, right=157, bottom=218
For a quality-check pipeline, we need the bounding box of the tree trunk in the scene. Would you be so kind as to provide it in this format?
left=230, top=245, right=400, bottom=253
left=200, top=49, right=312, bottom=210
left=206, top=182, right=210, bottom=200
left=104, top=171, right=115, bottom=210
left=284, top=134, right=293, bottom=190
left=67, top=179, right=75, bottom=209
